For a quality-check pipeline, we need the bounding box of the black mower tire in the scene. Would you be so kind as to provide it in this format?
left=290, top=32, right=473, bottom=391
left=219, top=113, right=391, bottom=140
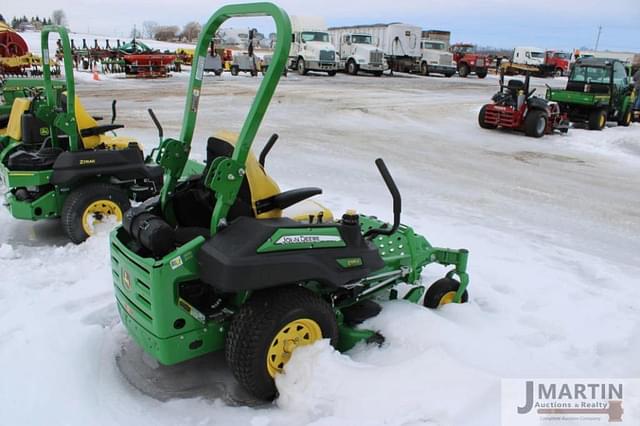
left=478, top=105, right=497, bottom=129
left=524, top=109, right=548, bottom=138
left=618, top=109, right=632, bottom=127
left=476, top=68, right=488, bottom=79
left=61, top=183, right=130, bottom=244
left=588, top=109, right=607, bottom=130
left=225, top=286, right=339, bottom=400
left=458, top=63, right=469, bottom=78
left=424, top=277, right=469, bottom=309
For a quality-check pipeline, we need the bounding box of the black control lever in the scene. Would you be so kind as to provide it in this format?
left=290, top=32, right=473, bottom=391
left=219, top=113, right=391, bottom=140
left=148, top=108, right=163, bottom=139
left=111, top=100, right=117, bottom=124
left=364, top=158, right=401, bottom=239
left=259, top=133, right=279, bottom=167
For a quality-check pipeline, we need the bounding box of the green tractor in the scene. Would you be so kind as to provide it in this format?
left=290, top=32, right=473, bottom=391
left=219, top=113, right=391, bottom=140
left=0, top=26, right=192, bottom=243
left=111, top=3, right=471, bottom=400
left=547, top=57, right=636, bottom=130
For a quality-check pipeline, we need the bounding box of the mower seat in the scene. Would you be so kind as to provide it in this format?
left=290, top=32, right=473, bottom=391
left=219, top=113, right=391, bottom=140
left=4, top=97, right=32, bottom=141
left=61, top=93, right=138, bottom=151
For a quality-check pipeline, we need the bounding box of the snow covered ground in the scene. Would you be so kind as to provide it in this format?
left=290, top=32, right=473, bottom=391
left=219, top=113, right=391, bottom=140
left=1, top=68, right=639, bottom=425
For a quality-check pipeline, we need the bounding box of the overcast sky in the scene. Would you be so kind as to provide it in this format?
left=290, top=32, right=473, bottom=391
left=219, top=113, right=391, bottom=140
left=4, top=0, right=639, bottom=51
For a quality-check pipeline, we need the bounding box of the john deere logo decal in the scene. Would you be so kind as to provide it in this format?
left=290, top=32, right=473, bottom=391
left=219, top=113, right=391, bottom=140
left=39, top=127, right=50, bottom=136
left=122, top=270, right=132, bottom=290
left=275, top=235, right=341, bottom=245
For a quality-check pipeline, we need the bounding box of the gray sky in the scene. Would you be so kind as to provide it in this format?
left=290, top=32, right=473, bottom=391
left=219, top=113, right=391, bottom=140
left=4, top=0, right=639, bottom=51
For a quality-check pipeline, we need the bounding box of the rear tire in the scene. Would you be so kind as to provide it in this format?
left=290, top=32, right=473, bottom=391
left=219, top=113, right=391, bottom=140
left=458, top=63, right=469, bottom=78
left=588, top=109, right=607, bottom=130
left=478, top=105, right=497, bottom=129
left=524, top=109, right=548, bottom=138
left=61, top=183, right=130, bottom=244
left=618, top=109, right=632, bottom=127
left=476, top=68, right=488, bottom=78
left=225, top=286, right=338, bottom=400
left=424, top=278, right=469, bottom=309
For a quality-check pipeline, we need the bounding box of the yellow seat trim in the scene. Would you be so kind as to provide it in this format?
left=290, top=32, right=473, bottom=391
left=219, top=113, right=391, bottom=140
left=6, top=98, right=32, bottom=141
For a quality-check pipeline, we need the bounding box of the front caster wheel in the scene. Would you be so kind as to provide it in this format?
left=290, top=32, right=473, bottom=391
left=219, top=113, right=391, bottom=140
left=423, top=277, right=469, bottom=309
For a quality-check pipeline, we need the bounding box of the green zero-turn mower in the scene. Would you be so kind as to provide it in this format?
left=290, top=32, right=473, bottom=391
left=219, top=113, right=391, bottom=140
left=0, top=26, right=199, bottom=243
left=111, top=2, right=471, bottom=400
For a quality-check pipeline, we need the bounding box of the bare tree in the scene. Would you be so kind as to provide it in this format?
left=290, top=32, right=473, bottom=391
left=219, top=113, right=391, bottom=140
left=130, top=26, right=141, bottom=39
left=181, top=21, right=201, bottom=42
left=153, top=25, right=180, bottom=42
left=142, top=21, right=158, bottom=39
left=51, top=10, right=67, bottom=27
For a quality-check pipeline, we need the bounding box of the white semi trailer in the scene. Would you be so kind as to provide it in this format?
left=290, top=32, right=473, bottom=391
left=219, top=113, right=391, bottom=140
left=329, top=23, right=422, bottom=73
left=328, top=28, right=385, bottom=76
left=289, top=16, right=338, bottom=76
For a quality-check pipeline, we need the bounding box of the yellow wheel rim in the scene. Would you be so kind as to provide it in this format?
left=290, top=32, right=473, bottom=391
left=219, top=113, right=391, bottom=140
left=81, top=200, right=122, bottom=236
left=266, top=318, right=322, bottom=378
left=439, top=291, right=457, bottom=307
left=599, top=114, right=605, bottom=128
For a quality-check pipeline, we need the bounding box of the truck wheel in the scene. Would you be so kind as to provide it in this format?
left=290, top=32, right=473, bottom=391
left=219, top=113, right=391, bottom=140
left=478, top=105, right=497, bottom=129
left=445, top=72, right=454, bottom=78
left=424, top=278, right=469, bottom=309
left=231, top=65, right=239, bottom=76
left=373, top=71, right=383, bottom=77
left=458, top=63, right=469, bottom=78
left=476, top=68, right=488, bottom=78
left=214, top=69, right=222, bottom=76
left=420, top=62, right=429, bottom=76
left=618, top=109, right=632, bottom=127
left=61, top=183, right=130, bottom=244
left=554, top=68, right=564, bottom=77
left=588, top=109, right=607, bottom=130
left=347, top=59, right=358, bottom=75
left=327, top=70, right=337, bottom=76
left=225, top=286, right=338, bottom=400
left=297, top=58, right=308, bottom=75
left=524, top=110, right=548, bottom=138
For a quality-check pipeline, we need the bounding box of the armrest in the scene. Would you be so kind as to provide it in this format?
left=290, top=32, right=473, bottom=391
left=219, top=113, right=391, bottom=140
left=80, top=124, right=124, bottom=137
left=255, top=187, right=322, bottom=214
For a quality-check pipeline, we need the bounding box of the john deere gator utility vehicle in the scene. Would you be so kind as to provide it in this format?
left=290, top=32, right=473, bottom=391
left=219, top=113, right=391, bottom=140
left=111, top=2, right=471, bottom=400
left=547, top=57, right=636, bottom=130
left=0, top=26, right=187, bottom=243
left=479, top=69, right=569, bottom=138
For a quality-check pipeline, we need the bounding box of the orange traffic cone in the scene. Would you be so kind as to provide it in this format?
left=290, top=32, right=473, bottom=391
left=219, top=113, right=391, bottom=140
left=92, top=66, right=100, bottom=81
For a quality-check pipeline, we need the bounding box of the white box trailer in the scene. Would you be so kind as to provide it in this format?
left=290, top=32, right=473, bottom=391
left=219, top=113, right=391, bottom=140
left=329, top=23, right=422, bottom=72
left=289, top=16, right=338, bottom=76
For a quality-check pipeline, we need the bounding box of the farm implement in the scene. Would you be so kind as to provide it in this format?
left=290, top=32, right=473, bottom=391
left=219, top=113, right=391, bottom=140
left=0, top=26, right=196, bottom=243
left=111, top=2, right=471, bottom=401
left=479, top=70, right=569, bottom=137
left=547, top=57, right=635, bottom=130
left=0, top=21, right=42, bottom=76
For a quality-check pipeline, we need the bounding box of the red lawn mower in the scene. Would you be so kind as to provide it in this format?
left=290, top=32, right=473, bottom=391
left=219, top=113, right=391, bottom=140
left=478, top=71, right=569, bottom=138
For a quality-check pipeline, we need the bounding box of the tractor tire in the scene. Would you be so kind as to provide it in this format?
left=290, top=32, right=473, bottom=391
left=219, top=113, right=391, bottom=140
left=347, top=59, right=358, bottom=75
left=420, top=62, right=429, bottom=76
left=618, top=109, right=632, bottom=127
left=524, top=110, right=548, bottom=138
left=61, top=183, right=130, bottom=244
left=476, top=68, right=488, bottom=79
left=327, top=70, right=337, bottom=77
left=231, top=65, right=239, bottom=76
left=458, top=63, right=470, bottom=78
left=225, top=286, right=338, bottom=400
left=297, top=58, right=308, bottom=75
left=588, top=109, right=607, bottom=130
left=478, top=105, right=497, bottom=129
left=424, top=278, right=469, bottom=309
